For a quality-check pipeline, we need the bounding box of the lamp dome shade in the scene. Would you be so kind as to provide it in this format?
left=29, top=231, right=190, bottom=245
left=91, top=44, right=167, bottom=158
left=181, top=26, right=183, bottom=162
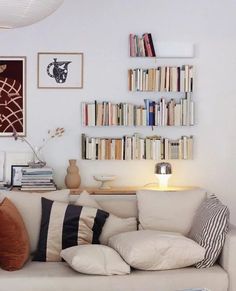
left=0, top=0, right=64, bottom=28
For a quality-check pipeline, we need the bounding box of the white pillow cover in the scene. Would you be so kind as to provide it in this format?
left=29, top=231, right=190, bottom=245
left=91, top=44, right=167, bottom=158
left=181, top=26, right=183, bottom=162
left=61, top=245, right=130, bottom=275
left=109, top=230, right=205, bottom=270
left=0, top=189, right=70, bottom=253
left=137, top=189, right=207, bottom=235
left=75, top=191, right=137, bottom=245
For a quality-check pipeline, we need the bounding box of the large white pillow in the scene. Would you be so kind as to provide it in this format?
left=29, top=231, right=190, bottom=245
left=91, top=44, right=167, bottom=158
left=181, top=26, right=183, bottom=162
left=137, top=189, right=206, bottom=235
left=75, top=191, right=137, bottom=245
left=61, top=245, right=130, bottom=275
left=0, top=189, right=70, bottom=253
left=109, top=230, right=205, bottom=270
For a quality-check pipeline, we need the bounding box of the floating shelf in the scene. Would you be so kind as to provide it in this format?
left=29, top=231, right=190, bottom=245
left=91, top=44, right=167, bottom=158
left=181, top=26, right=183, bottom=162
left=156, top=42, right=195, bottom=58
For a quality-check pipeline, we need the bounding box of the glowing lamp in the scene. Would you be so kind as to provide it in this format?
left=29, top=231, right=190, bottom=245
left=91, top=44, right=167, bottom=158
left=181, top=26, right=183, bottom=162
left=155, top=162, right=172, bottom=188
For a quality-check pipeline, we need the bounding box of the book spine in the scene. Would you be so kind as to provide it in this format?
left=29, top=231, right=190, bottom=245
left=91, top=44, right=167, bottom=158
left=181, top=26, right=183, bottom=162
left=129, top=34, right=135, bottom=57
left=148, top=33, right=156, bottom=57
left=143, top=33, right=152, bottom=57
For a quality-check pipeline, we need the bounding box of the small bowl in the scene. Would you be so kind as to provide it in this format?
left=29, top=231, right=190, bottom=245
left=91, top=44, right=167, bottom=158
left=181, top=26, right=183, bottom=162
left=93, top=175, right=116, bottom=189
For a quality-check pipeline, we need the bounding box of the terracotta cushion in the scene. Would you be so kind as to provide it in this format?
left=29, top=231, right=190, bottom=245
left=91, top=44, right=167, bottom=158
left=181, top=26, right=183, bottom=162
left=0, top=198, right=30, bottom=271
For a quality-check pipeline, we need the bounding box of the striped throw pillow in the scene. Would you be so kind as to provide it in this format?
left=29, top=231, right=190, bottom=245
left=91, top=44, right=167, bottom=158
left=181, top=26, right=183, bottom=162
left=33, top=198, right=109, bottom=262
left=189, top=194, right=229, bottom=268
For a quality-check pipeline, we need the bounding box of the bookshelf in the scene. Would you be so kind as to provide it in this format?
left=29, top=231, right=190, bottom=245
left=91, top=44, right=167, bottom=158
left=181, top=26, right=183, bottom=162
left=81, top=133, right=193, bottom=161
left=80, top=33, right=195, bottom=162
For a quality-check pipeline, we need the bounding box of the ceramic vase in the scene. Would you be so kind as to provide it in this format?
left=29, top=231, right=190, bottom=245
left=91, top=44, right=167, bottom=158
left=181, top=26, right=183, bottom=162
left=65, top=159, right=81, bottom=189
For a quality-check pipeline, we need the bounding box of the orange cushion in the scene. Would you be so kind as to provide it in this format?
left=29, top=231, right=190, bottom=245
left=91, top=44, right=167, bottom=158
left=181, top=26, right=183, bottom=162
left=0, top=198, right=30, bottom=271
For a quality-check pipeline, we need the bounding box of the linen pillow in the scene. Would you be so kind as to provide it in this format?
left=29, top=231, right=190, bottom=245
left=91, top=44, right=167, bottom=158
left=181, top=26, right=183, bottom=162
left=33, top=198, right=109, bottom=262
left=109, top=230, right=205, bottom=270
left=61, top=245, right=130, bottom=275
left=75, top=191, right=137, bottom=245
left=1, top=189, right=70, bottom=253
left=137, top=189, right=206, bottom=235
left=0, top=198, right=30, bottom=271
left=188, top=194, right=229, bottom=268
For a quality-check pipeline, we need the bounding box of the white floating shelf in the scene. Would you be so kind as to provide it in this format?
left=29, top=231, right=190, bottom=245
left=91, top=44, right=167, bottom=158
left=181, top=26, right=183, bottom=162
left=156, top=42, right=195, bottom=58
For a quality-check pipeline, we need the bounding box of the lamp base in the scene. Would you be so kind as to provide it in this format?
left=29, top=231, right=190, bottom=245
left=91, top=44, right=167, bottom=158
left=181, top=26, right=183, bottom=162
left=155, top=174, right=171, bottom=188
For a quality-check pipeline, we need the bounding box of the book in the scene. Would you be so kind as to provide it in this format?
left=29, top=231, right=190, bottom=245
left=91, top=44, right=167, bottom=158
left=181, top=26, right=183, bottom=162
left=129, top=34, right=135, bottom=57
left=148, top=33, right=156, bottom=57
left=87, top=103, right=95, bottom=126
left=165, top=66, right=170, bottom=91
left=21, top=186, right=57, bottom=191
left=160, top=67, right=166, bottom=91
left=143, top=33, right=152, bottom=57
left=149, top=101, right=155, bottom=126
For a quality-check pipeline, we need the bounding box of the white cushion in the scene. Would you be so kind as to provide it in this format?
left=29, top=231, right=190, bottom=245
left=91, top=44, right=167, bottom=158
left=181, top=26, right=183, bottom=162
left=0, top=189, right=70, bottom=253
left=61, top=245, right=130, bottom=275
left=137, top=189, right=207, bottom=235
left=109, top=230, right=205, bottom=271
left=75, top=191, right=137, bottom=245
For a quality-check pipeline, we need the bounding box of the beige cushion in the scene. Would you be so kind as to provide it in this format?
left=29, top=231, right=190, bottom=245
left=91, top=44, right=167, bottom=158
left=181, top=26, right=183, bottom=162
left=70, top=194, right=138, bottom=218
left=109, top=230, right=205, bottom=270
left=0, top=189, right=70, bottom=253
left=75, top=191, right=137, bottom=245
left=137, top=189, right=207, bottom=234
left=61, top=245, right=130, bottom=275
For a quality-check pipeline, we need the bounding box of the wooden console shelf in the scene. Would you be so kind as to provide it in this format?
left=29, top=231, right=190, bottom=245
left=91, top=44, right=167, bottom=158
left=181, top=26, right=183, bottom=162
left=69, top=186, right=197, bottom=195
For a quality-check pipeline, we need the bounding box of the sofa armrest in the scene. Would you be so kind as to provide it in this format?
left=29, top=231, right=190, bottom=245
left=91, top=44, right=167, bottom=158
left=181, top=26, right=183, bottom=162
left=219, top=224, right=236, bottom=291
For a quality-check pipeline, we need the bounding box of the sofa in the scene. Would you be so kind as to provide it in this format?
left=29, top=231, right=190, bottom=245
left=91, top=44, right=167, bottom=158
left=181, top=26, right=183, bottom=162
left=0, top=189, right=235, bottom=291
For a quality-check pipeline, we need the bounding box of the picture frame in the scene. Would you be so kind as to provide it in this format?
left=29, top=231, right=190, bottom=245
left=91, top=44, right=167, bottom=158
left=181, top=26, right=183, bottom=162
left=37, top=52, right=84, bottom=89
left=0, top=56, right=26, bottom=136
left=11, top=164, right=28, bottom=187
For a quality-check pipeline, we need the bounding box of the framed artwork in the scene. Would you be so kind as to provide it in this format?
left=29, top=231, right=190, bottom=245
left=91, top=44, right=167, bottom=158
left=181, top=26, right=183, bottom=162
left=11, top=164, right=28, bottom=187
left=0, top=57, right=26, bottom=136
left=37, top=52, right=84, bottom=89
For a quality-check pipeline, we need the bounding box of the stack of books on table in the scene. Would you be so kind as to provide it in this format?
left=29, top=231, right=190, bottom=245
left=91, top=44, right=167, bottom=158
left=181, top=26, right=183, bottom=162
left=21, top=167, right=57, bottom=191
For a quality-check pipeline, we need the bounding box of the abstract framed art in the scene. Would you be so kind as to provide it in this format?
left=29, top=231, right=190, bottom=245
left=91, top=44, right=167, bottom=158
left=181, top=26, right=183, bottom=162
left=0, top=56, right=26, bottom=136
left=37, top=52, right=84, bottom=89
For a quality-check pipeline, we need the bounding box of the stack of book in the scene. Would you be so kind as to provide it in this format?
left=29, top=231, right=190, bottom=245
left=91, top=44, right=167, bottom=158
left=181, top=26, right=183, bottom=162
left=128, top=65, right=193, bottom=92
left=21, top=167, right=56, bottom=191
left=81, top=95, right=194, bottom=127
left=81, top=133, right=193, bottom=161
left=129, top=33, right=156, bottom=57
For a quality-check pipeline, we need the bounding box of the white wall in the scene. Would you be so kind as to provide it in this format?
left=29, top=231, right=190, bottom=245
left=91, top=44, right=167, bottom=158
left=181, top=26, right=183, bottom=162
left=0, top=0, right=236, bottom=221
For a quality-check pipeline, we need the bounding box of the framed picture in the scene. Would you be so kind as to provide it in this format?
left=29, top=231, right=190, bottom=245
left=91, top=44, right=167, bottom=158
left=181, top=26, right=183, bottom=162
left=11, top=164, right=28, bottom=187
left=37, top=52, right=83, bottom=89
left=0, top=57, right=26, bottom=136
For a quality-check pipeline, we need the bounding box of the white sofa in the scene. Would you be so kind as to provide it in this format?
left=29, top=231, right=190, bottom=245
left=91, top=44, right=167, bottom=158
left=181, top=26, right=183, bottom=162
left=0, top=193, right=235, bottom=291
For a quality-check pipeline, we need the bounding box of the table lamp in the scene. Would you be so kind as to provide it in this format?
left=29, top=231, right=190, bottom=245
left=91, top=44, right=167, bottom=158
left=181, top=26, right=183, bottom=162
left=155, top=162, right=172, bottom=188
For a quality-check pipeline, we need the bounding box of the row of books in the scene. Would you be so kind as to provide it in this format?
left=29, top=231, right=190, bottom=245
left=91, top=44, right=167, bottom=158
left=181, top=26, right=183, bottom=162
left=21, top=167, right=57, bottom=191
left=129, top=33, right=156, bottom=57
left=128, top=65, right=193, bottom=92
left=81, top=95, right=194, bottom=127
left=81, top=134, right=193, bottom=161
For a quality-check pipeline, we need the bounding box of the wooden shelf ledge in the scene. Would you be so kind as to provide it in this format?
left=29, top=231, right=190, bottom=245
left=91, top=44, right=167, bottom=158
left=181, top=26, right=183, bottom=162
left=69, top=186, right=197, bottom=195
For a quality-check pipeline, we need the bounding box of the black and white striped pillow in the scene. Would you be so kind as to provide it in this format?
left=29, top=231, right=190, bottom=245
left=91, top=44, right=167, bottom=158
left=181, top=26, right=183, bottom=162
left=33, top=198, right=109, bottom=262
left=189, top=194, right=229, bottom=268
